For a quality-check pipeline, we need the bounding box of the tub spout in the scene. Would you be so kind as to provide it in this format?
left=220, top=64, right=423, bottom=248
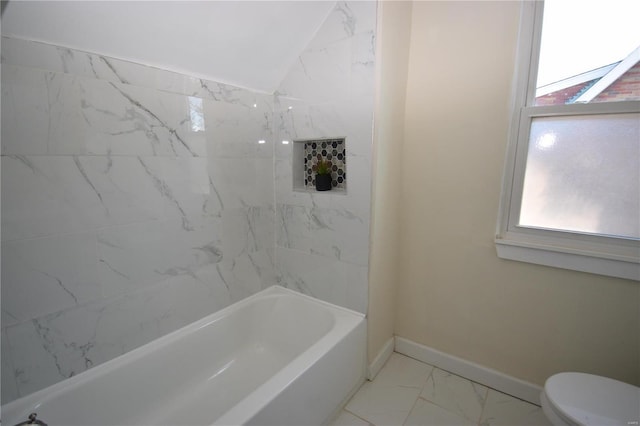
left=13, top=413, right=48, bottom=426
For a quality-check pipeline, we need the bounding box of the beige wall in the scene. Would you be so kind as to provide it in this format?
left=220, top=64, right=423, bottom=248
left=368, top=0, right=413, bottom=364
left=391, top=1, right=640, bottom=386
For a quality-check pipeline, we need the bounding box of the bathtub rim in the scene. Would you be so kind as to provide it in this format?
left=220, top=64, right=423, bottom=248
left=1, top=285, right=365, bottom=425
left=213, top=303, right=365, bottom=425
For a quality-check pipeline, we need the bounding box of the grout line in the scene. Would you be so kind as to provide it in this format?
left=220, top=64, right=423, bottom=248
left=400, top=393, right=423, bottom=426
left=342, top=408, right=376, bottom=426
left=477, top=386, right=490, bottom=426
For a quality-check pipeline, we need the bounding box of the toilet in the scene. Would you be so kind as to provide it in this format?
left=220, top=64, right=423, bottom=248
left=541, top=372, right=640, bottom=426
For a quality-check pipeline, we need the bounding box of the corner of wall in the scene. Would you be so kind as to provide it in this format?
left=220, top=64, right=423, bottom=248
left=367, top=0, right=413, bottom=365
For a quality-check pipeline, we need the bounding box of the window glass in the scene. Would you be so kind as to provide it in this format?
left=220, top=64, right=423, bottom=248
left=534, top=0, right=640, bottom=106
left=496, top=1, right=640, bottom=280
left=519, top=113, right=640, bottom=238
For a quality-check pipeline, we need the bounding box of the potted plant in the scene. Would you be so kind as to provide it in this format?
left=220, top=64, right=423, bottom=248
left=314, top=159, right=332, bottom=191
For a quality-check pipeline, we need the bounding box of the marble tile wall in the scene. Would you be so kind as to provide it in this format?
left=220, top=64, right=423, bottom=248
left=1, top=0, right=377, bottom=404
left=1, top=37, right=276, bottom=403
left=273, top=1, right=376, bottom=314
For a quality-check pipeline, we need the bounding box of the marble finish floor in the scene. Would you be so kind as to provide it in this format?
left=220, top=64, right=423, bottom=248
left=331, top=353, right=552, bottom=426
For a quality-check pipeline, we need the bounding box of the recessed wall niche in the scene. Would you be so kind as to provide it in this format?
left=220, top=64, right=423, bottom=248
left=293, top=138, right=346, bottom=193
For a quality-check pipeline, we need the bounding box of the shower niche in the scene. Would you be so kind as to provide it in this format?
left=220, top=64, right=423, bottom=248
left=293, top=138, right=347, bottom=193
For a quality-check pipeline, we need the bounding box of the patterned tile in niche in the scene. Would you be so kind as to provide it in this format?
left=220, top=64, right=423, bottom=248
left=304, top=138, right=346, bottom=190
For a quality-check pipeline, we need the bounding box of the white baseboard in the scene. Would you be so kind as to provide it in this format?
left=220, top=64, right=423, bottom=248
left=367, top=337, right=394, bottom=380
left=394, top=337, right=542, bottom=405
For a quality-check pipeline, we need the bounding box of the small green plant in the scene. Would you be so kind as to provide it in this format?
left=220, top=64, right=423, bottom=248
left=314, top=159, right=332, bottom=175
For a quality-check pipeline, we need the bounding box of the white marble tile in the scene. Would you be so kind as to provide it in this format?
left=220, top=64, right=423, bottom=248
left=274, top=158, right=313, bottom=207
left=82, top=80, right=207, bottom=157
left=276, top=155, right=371, bottom=220
left=277, top=1, right=376, bottom=104
left=276, top=203, right=312, bottom=251
left=345, top=379, right=421, bottom=426
left=204, top=98, right=273, bottom=159
left=1, top=37, right=142, bottom=88
left=307, top=1, right=377, bottom=51
left=141, top=156, right=222, bottom=231
left=75, top=155, right=167, bottom=223
left=1, top=5, right=375, bottom=403
left=344, top=263, right=369, bottom=314
left=121, top=264, right=233, bottom=337
left=329, top=410, right=373, bottom=426
left=222, top=206, right=275, bottom=259
left=308, top=205, right=370, bottom=266
left=318, top=101, right=374, bottom=159
left=1, top=331, right=20, bottom=404
left=2, top=232, right=101, bottom=322
left=480, top=389, right=551, bottom=426
left=1, top=65, right=210, bottom=157
left=420, top=367, right=489, bottom=424
left=1, top=156, right=159, bottom=241
left=96, top=219, right=222, bottom=298
left=6, top=267, right=232, bottom=400
left=278, top=38, right=351, bottom=103
left=254, top=157, right=276, bottom=206
left=1, top=309, right=20, bottom=329
left=275, top=247, right=367, bottom=314
left=0, top=35, right=284, bottom=404
left=1, top=37, right=78, bottom=76
left=350, top=31, right=376, bottom=99
left=217, top=248, right=276, bottom=304
left=274, top=99, right=314, bottom=146
left=276, top=203, right=369, bottom=266
left=100, top=265, right=233, bottom=353
left=275, top=98, right=373, bottom=159
left=375, top=353, right=434, bottom=389
left=1, top=37, right=262, bottom=106
left=1, top=65, right=61, bottom=155
left=188, top=77, right=263, bottom=108
left=338, top=154, right=374, bottom=215
left=5, top=319, right=70, bottom=398
left=405, top=398, right=476, bottom=426
left=208, top=157, right=273, bottom=209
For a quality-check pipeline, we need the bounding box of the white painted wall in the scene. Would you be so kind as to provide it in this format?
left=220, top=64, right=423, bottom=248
left=368, top=0, right=412, bottom=366
left=394, top=1, right=640, bottom=387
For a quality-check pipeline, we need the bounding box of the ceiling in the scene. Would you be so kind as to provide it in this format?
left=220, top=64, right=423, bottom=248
left=1, top=1, right=336, bottom=92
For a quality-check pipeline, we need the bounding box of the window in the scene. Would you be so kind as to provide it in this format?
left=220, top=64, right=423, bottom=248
left=496, top=1, right=640, bottom=281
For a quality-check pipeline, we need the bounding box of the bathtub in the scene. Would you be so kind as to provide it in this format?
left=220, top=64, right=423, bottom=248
left=1, top=286, right=366, bottom=426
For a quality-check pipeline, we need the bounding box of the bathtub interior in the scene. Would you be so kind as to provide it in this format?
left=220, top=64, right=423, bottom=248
left=2, top=286, right=362, bottom=426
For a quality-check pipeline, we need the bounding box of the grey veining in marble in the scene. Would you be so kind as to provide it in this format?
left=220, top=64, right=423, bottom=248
left=1, top=0, right=375, bottom=405
left=274, top=1, right=375, bottom=316
left=1, top=36, right=277, bottom=403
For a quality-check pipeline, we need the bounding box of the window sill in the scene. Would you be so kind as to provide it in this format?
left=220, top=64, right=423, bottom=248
left=495, top=234, right=640, bottom=281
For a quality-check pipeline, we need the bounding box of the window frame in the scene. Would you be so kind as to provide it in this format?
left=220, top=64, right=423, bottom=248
left=495, top=1, right=640, bottom=281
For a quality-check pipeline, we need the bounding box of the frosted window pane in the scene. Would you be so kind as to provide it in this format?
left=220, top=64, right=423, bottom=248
left=519, top=113, right=640, bottom=238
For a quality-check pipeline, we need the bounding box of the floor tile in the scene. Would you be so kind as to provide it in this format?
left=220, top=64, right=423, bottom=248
left=373, top=353, right=434, bottom=389
left=420, top=367, right=488, bottom=423
left=329, top=410, right=373, bottom=426
left=480, top=389, right=551, bottom=426
left=345, top=379, right=422, bottom=426
left=404, top=398, right=475, bottom=426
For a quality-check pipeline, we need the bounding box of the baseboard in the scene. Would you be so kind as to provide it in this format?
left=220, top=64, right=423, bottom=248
left=394, top=336, right=542, bottom=405
left=367, top=337, right=394, bottom=380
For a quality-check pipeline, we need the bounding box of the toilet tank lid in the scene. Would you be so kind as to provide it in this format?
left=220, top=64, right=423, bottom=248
left=545, top=372, right=640, bottom=426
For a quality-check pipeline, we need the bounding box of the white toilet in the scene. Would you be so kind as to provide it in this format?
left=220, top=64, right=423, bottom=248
left=541, top=372, right=640, bottom=426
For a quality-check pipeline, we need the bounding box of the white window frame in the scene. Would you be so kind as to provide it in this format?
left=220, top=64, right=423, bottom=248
left=495, top=1, right=640, bottom=281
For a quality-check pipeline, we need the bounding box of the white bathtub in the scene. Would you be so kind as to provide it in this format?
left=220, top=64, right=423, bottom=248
left=1, top=286, right=366, bottom=426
